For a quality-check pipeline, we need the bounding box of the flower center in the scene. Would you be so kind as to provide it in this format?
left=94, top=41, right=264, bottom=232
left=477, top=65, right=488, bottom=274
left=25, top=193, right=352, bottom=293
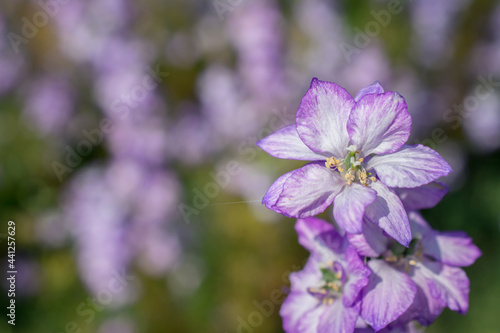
left=325, top=147, right=376, bottom=186
left=307, top=262, right=344, bottom=305
left=384, top=239, right=424, bottom=273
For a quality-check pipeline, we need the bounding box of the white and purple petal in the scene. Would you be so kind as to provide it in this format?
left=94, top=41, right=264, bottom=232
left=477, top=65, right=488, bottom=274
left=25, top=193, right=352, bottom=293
left=421, top=231, right=482, bottom=267
left=416, top=261, right=470, bottom=314
left=342, top=246, right=371, bottom=308
left=318, top=300, right=360, bottom=333
left=272, top=163, right=345, bottom=218
left=354, top=81, right=385, bottom=102
left=295, top=217, right=345, bottom=258
left=347, top=219, right=392, bottom=257
left=333, top=183, right=377, bottom=234
left=366, top=145, right=452, bottom=188
left=257, top=124, right=327, bottom=161
left=296, top=78, right=355, bottom=157
left=395, top=182, right=448, bottom=210
left=397, top=265, right=446, bottom=326
left=365, top=182, right=412, bottom=247
left=262, top=169, right=296, bottom=214
left=361, top=260, right=417, bottom=331
left=348, top=91, right=411, bottom=156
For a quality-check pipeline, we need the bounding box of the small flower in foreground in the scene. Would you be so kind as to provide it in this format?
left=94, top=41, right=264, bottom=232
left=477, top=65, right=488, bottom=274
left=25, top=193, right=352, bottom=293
left=348, top=212, right=481, bottom=330
left=258, top=79, right=452, bottom=246
left=280, top=218, right=370, bottom=333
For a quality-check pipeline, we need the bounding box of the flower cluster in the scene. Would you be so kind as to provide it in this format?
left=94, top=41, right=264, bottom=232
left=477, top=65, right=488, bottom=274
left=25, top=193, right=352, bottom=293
left=258, top=79, right=481, bottom=332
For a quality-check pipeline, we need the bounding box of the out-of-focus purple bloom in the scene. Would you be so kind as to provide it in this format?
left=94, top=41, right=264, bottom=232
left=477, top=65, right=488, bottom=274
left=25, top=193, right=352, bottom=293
left=54, top=0, right=133, bottom=62
left=348, top=212, right=481, bottom=330
left=64, top=167, right=133, bottom=300
left=228, top=0, right=286, bottom=102
left=98, top=317, right=136, bottom=333
left=22, top=76, right=74, bottom=134
left=337, top=45, right=390, bottom=94
left=166, top=110, right=215, bottom=165
left=291, top=0, right=343, bottom=80
left=463, top=95, right=500, bottom=153
left=410, top=0, right=471, bottom=67
left=107, top=119, right=169, bottom=166
left=64, top=160, right=182, bottom=294
left=258, top=79, right=451, bottom=246
left=280, top=218, right=370, bottom=333
left=197, top=65, right=255, bottom=141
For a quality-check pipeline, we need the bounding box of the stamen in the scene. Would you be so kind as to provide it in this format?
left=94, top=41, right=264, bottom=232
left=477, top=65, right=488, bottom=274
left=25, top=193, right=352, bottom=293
left=370, top=176, right=377, bottom=182
left=408, top=259, right=417, bottom=266
left=385, top=255, right=398, bottom=262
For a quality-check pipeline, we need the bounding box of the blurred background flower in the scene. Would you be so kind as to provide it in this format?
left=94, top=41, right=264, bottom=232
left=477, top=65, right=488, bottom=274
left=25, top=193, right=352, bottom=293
left=0, top=0, right=499, bottom=332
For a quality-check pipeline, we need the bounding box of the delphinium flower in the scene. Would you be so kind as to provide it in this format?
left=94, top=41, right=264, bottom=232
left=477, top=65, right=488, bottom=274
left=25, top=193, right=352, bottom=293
left=22, top=75, right=75, bottom=135
left=280, top=217, right=371, bottom=333
left=410, top=0, right=471, bottom=67
left=347, top=211, right=481, bottom=330
left=291, top=0, right=343, bottom=80
left=258, top=79, right=451, bottom=246
left=64, top=166, right=133, bottom=300
left=228, top=0, right=287, bottom=103
left=463, top=93, right=500, bottom=153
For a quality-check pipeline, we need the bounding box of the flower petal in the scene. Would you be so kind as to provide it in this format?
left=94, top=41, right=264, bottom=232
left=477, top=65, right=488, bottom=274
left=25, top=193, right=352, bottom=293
left=348, top=91, right=411, bottom=156
left=354, top=81, right=385, bottom=102
left=342, top=246, right=371, bottom=308
left=295, top=218, right=345, bottom=257
left=416, top=261, right=470, bottom=314
left=365, top=182, right=412, bottom=247
left=422, top=231, right=482, bottom=267
left=296, top=78, right=355, bottom=157
left=366, top=145, right=452, bottom=188
left=281, top=292, right=320, bottom=333
left=257, top=124, right=327, bottom=161
left=283, top=257, right=326, bottom=333
left=360, top=260, right=417, bottom=331
left=333, top=183, right=377, bottom=234
left=397, top=265, right=446, bottom=326
left=318, top=300, right=360, bottom=333
left=273, top=163, right=344, bottom=218
left=408, top=211, right=431, bottom=237
left=347, top=219, right=391, bottom=257
left=290, top=256, right=323, bottom=293
left=262, top=169, right=295, bottom=213
left=395, top=182, right=448, bottom=210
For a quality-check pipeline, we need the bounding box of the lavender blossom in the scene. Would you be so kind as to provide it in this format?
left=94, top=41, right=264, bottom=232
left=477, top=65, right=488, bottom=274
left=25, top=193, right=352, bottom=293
left=280, top=218, right=371, bottom=333
left=258, top=79, right=451, bottom=246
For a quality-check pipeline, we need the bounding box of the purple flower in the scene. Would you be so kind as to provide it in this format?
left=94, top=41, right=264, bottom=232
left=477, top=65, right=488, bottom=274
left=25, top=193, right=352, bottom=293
left=258, top=79, right=452, bottom=246
left=280, top=218, right=371, bottom=333
left=348, top=212, right=481, bottom=330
